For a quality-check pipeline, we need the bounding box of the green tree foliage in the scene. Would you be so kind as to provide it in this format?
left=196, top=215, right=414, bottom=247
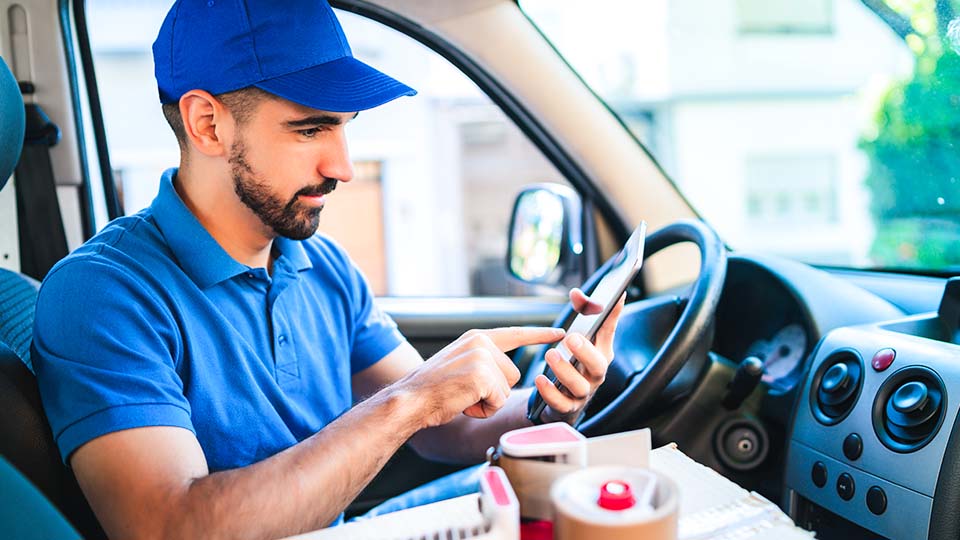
left=859, top=0, right=960, bottom=270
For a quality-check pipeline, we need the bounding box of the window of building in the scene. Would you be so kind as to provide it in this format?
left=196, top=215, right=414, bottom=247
left=736, top=0, right=834, bottom=35
left=745, top=155, right=838, bottom=226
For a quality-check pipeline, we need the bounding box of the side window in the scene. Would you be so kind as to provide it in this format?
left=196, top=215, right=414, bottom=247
left=86, top=2, right=573, bottom=298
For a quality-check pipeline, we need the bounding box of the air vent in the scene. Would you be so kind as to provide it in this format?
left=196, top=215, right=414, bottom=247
left=810, top=350, right=863, bottom=425
left=874, top=367, right=946, bottom=453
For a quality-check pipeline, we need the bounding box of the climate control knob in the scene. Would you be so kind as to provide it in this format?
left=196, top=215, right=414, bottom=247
left=822, top=363, right=850, bottom=393
left=811, top=351, right=863, bottom=425
left=891, top=381, right=929, bottom=414
left=874, top=367, right=946, bottom=452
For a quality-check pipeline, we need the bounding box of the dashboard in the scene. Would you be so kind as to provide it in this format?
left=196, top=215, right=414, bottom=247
left=711, top=254, right=910, bottom=397
left=713, top=258, right=817, bottom=392
left=707, top=254, right=960, bottom=540
left=747, top=323, right=807, bottom=385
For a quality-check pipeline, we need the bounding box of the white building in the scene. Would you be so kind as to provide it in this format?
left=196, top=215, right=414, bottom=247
left=88, top=0, right=915, bottom=297
left=529, top=0, right=914, bottom=265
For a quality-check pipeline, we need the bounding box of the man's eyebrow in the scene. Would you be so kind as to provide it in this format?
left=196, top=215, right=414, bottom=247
left=284, top=111, right=360, bottom=128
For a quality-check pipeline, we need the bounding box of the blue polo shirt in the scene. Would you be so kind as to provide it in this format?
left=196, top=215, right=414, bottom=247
left=33, top=168, right=404, bottom=470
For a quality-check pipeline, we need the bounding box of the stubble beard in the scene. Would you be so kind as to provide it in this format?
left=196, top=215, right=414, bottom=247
left=228, top=136, right=337, bottom=241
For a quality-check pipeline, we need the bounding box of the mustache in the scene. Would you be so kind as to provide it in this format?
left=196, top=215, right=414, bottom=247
left=295, top=179, right=338, bottom=198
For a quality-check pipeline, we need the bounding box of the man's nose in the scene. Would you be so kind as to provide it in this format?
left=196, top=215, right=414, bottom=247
left=319, top=129, right=354, bottom=183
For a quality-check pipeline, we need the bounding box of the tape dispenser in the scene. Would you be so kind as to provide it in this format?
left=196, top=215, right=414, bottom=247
left=489, top=422, right=652, bottom=521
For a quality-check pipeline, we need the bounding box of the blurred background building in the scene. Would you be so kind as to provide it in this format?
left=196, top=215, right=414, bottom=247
left=87, top=0, right=914, bottom=296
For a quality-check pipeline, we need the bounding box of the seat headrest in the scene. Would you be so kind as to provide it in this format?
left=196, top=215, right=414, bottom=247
left=0, top=56, right=25, bottom=191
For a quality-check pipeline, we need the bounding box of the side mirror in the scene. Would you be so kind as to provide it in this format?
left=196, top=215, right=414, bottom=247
left=507, top=184, right=584, bottom=288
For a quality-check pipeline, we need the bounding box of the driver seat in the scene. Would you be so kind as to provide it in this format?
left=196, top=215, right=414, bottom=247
left=0, top=55, right=102, bottom=539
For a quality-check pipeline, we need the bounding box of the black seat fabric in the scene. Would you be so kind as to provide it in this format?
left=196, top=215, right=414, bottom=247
left=0, top=342, right=103, bottom=539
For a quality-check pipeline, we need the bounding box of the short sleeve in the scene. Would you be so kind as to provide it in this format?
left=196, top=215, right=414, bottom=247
left=32, top=257, right=193, bottom=464
left=314, top=237, right=404, bottom=374
left=348, top=275, right=404, bottom=373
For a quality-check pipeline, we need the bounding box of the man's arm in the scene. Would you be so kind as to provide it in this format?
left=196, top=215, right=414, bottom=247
left=352, top=341, right=531, bottom=464
left=72, top=326, right=564, bottom=540
left=73, top=391, right=418, bottom=540
left=354, top=290, right=625, bottom=464
left=408, top=384, right=536, bottom=463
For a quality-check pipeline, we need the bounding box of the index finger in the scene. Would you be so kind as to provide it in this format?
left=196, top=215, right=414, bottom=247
left=478, top=326, right=565, bottom=352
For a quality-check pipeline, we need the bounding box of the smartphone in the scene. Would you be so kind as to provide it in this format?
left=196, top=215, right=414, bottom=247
left=527, top=221, right=647, bottom=424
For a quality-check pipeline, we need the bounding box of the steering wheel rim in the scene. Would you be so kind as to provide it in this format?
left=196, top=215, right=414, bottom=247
left=523, top=219, right=727, bottom=436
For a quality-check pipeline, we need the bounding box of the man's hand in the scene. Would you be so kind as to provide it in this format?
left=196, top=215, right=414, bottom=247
left=394, top=327, right=565, bottom=428
left=534, top=288, right=626, bottom=423
left=356, top=295, right=624, bottom=464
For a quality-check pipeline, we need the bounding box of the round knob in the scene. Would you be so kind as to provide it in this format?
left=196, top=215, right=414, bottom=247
left=892, top=381, right=929, bottom=414
left=821, top=363, right=850, bottom=393
left=597, top=480, right=635, bottom=511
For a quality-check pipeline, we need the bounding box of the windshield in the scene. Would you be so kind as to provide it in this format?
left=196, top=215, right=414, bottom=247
left=520, top=0, right=959, bottom=274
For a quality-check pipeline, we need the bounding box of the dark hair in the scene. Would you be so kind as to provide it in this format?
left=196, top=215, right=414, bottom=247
left=161, top=87, right=273, bottom=150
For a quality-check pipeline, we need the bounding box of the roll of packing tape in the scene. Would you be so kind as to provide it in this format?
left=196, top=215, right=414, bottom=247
left=497, top=453, right=578, bottom=520
left=551, top=466, right=678, bottom=540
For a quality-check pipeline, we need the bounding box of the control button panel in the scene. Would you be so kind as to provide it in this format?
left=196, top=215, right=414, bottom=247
left=792, top=325, right=960, bottom=497
left=787, top=441, right=933, bottom=540
left=788, top=314, right=960, bottom=539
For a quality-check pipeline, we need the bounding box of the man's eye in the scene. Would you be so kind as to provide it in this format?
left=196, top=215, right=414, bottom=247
left=298, top=127, right=321, bottom=138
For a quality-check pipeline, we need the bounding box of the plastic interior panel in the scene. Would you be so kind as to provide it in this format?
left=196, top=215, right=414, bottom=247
left=787, top=321, right=960, bottom=539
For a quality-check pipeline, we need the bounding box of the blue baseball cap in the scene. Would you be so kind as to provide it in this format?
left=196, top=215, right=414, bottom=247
left=153, top=0, right=416, bottom=112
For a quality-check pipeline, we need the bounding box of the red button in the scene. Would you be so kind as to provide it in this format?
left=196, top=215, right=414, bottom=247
left=872, top=348, right=896, bottom=372
left=597, top=480, right=635, bottom=511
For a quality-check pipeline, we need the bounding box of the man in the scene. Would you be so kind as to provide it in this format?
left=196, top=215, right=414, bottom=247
left=32, top=1, right=623, bottom=539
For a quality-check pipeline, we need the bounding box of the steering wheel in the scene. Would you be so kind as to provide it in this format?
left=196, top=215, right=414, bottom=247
left=521, top=219, right=727, bottom=436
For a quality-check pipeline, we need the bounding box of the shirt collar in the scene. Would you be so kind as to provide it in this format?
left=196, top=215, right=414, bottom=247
left=274, top=236, right=313, bottom=273
left=150, top=168, right=312, bottom=289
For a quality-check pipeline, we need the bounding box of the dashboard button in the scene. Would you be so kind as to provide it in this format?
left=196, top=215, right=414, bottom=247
left=867, top=486, right=887, bottom=515
left=837, top=472, right=855, bottom=501
left=822, top=363, right=850, bottom=393
left=812, top=461, right=827, bottom=488
left=872, top=348, right=896, bottom=372
left=891, top=381, right=929, bottom=413
left=843, top=433, right=863, bottom=461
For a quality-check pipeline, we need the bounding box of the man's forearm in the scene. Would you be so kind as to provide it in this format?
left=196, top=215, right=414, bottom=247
left=168, top=388, right=422, bottom=540
left=408, top=388, right=535, bottom=464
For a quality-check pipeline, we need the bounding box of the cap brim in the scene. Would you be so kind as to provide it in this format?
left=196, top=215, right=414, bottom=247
left=255, top=56, right=416, bottom=113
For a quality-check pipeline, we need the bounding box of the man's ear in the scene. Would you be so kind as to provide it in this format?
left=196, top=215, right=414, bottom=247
left=179, top=90, right=234, bottom=157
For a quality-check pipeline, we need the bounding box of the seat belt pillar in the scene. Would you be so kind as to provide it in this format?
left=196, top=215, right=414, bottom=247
left=14, top=82, right=69, bottom=281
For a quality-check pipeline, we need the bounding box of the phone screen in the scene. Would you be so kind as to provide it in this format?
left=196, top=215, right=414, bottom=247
left=527, top=221, right=646, bottom=423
